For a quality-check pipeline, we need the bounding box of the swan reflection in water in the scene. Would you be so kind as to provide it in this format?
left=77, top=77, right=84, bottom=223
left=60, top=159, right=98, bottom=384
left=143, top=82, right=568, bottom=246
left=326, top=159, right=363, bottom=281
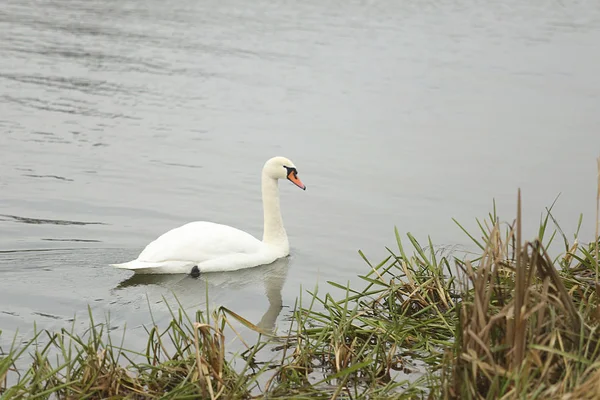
left=114, top=257, right=290, bottom=333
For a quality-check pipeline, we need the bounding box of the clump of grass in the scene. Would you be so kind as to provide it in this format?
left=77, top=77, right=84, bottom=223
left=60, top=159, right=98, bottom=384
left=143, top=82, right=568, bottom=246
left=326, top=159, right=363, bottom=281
left=439, top=189, right=600, bottom=399
left=262, top=230, right=458, bottom=398
left=0, top=303, right=265, bottom=399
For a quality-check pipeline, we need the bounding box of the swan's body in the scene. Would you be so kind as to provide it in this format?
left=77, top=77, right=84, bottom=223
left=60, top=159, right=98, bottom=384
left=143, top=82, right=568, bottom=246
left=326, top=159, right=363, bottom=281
left=112, top=221, right=283, bottom=274
left=111, top=156, right=306, bottom=275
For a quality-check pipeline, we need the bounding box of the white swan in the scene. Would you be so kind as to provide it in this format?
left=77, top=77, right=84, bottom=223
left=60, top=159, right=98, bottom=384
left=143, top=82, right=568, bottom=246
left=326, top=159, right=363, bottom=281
left=111, top=156, right=306, bottom=275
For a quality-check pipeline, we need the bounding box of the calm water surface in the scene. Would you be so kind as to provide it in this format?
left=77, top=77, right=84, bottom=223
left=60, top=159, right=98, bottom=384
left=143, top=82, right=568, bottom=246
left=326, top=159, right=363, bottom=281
left=1, top=0, right=600, bottom=350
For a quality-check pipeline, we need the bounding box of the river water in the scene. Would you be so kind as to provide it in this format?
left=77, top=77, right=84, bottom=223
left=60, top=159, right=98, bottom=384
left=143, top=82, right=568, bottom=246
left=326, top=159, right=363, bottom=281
left=1, top=0, right=600, bottom=353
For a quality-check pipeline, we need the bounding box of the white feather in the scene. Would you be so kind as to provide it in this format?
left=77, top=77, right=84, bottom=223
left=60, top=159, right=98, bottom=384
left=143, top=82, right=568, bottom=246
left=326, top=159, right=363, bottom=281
left=111, top=221, right=281, bottom=274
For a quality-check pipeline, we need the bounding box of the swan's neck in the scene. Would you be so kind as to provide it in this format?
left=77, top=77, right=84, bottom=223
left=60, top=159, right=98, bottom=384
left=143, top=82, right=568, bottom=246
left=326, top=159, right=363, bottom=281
left=261, top=172, right=289, bottom=252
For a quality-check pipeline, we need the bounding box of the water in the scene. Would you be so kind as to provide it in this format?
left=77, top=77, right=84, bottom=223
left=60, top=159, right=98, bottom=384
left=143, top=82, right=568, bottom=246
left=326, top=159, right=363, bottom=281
left=1, top=0, right=600, bottom=352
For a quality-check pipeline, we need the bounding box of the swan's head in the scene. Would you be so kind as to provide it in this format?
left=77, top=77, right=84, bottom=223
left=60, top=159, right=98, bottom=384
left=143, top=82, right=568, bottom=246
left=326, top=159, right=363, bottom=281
left=263, top=156, right=306, bottom=190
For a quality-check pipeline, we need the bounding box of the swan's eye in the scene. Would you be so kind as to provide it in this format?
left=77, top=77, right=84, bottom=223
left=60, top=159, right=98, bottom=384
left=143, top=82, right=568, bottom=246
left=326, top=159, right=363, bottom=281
left=284, top=166, right=297, bottom=176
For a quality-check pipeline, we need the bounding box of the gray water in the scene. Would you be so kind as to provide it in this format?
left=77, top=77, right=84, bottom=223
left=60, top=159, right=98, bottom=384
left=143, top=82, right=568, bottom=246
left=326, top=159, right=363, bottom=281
left=1, top=0, right=600, bottom=352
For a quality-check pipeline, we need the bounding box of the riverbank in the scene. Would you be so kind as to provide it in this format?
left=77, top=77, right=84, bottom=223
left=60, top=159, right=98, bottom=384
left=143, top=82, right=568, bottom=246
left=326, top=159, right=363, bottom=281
left=2, top=192, right=599, bottom=399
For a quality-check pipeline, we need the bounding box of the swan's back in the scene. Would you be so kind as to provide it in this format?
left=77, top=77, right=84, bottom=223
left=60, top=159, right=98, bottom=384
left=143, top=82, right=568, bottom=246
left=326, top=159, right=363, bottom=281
left=137, top=221, right=263, bottom=264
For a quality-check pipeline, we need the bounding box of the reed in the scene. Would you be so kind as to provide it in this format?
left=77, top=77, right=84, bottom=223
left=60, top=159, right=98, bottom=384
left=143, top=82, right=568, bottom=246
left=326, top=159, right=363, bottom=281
left=439, top=184, right=600, bottom=399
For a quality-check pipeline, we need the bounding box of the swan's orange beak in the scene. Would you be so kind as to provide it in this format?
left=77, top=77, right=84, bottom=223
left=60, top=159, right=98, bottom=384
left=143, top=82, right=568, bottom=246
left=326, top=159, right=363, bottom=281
left=287, top=170, right=306, bottom=190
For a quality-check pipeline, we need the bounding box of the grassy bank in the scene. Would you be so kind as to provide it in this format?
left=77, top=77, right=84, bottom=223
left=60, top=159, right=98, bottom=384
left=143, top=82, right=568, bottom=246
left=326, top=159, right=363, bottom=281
left=1, top=192, right=600, bottom=399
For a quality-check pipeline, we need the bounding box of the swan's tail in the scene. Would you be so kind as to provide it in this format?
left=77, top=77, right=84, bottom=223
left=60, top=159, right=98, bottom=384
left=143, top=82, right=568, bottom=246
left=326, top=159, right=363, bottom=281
left=110, top=259, right=194, bottom=275
left=110, top=260, right=146, bottom=270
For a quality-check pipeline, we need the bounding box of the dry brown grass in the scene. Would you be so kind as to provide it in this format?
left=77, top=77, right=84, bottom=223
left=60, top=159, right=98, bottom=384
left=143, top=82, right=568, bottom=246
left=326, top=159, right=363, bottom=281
left=442, top=187, right=600, bottom=400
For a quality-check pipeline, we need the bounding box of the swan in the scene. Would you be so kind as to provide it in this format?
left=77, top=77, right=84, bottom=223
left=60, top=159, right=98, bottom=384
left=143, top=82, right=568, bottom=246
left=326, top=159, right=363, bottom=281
left=111, top=156, right=306, bottom=275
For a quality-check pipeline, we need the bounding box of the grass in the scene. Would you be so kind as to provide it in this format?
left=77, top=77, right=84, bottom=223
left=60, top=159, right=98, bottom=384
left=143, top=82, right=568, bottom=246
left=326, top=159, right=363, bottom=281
left=2, top=184, right=600, bottom=398
left=441, top=190, right=600, bottom=399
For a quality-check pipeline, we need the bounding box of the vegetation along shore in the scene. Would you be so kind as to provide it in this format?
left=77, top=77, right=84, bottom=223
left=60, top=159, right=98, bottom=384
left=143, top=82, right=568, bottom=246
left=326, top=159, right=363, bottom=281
left=2, top=186, right=600, bottom=399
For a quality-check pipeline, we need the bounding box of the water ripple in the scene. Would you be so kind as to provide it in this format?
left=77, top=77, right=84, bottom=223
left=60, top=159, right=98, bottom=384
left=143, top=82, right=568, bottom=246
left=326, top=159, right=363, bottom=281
left=23, top=174, right=74, bottom=182
left=0, top=73, right=140, bottom=97
left=41, top=238, right=102, bottom=243
left=0, top=214, right=106, bottom=226
left=1, top=95, right=136, bottom=119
